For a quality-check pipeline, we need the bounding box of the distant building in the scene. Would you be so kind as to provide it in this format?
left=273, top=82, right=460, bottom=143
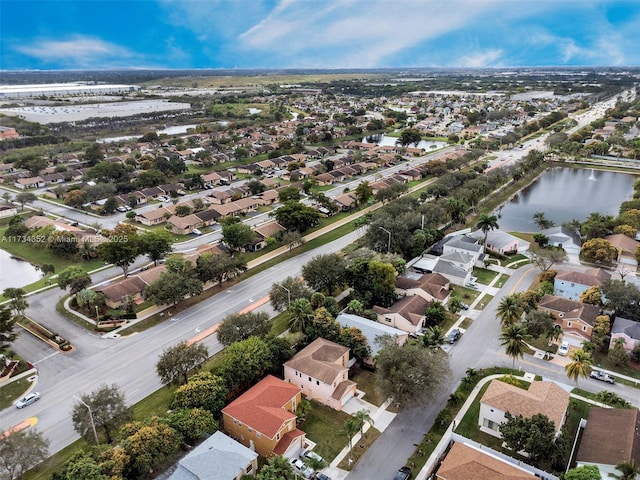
left=0, top=126, right=18, bottom=140
left=0, top=83, right=139, bottom=98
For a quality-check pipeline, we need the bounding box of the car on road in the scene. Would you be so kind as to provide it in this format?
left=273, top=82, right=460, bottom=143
left=15, top=392, right=40, bottom=408
left=590, top=371, right=616, bottom=384
left=447, top=328, right=461, bottom=344
left=558, top=341, right=570, bottom=356
left=116, top=206, right=127, bottom=212
left=290, top=458, right=314, bottom=479
left=393, top=466, right=412, bottom=480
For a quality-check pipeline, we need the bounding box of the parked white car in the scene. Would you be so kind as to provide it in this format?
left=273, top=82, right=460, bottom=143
left=558, top=341, right=570, bottom=356
left=290, top=458, right=314, bottom=479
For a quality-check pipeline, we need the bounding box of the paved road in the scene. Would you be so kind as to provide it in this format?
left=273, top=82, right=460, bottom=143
left=2, top=228, right=365, bottom=454
left=346, top=263, right=639, bottom=480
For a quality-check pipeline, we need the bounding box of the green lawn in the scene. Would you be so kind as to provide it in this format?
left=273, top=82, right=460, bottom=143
left=302, top=401, right=352, bottom=461
left=0, top=377, right=30, bottom=409
left=473, top=267, right=498, bottom=285
left=592, top=352, right=640, bottom=382
left=494, top=274, right=508, bottom=288
left=349, top=367, right=384, bottom=406
left=22, top=439, right=92, bottom=480
left=449, top=285, right=481, bottom=303
left=475, top=294, right=493, bottom=310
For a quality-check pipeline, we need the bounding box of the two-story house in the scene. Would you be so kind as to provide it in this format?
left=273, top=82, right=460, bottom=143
left=538, top=295, right=600, bottom=343
left=553, top=268, right=610, bottom=301
left=284, top=338, right=357, bottom=411
left=479, top=380, right=569, bottom=439
left=222, top=375, right=304, bottom=458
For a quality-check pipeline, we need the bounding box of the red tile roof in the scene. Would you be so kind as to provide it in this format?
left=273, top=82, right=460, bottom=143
left=222, top=375, right=301, bottom=438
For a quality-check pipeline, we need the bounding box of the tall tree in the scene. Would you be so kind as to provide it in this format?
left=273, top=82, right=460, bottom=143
left=532, top=211, right=555, bottom=230
left=222, top=222, right=254, bottom=251
left=120, top=420, right=182, bottom=479
left=287, top=298, right=314, bottom=333
left=476, top=213, right=499, bottom=247
left=341, top=417, right=361, bottom=464
left=529, top=247, right=568, bottom=271
left=138, top=231, right=172, bottom=266
left=217, top=336, right=273, bottom=391
left=216, top=311, right=271, bottom=346
left=171, top=372, right=228, bottom=416
left=500, top=324, right=530, bottom=368
left=71, top=384, right=132, bottom=444
left=301, top=253, right=348, bottom=295
left=0, top=305, right=17, bottom=350
left=14, top=192, right=37, bottom=211
left=3, top=288, right=28, bottom=319
left=355, top=181, right=373, bottom=206
left=144, top=270, right=203, bottom=306
left=156, top=341, right=209, bottom=385
left=496, top=295, right=524, bottom=326
left=580, top=238, right=618, bottom=264
left=565, top=348, right=593, bottom=387
left=375, top=337, right=449, bottom=408
left=57, top=265, right=91, bottom=294
left=353, top=409, right=374, bottom=441
left=256, top=455, right=295, bottom=480
left=280, top=230, right=305, bottom=252
left=0, top=428, right=49, bottom=480
left=271, top=201, right=320, bottom=232
left=269, top=276, right=312, bottom=311
left=97, top=235, right=140, bottom=278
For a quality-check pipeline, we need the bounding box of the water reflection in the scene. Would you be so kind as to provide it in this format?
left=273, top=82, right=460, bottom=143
left=496, top=167, right=637, bottom=232
left=0, top=249, right=43, bottom=290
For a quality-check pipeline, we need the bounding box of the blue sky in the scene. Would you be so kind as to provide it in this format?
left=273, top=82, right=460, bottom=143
left=1, top=0, right=639, bottom=70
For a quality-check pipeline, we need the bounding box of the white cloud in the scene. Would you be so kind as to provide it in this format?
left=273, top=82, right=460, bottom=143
left=15, top=35, right=140, bottom=68
left=455, top=49, right=503, bottom=68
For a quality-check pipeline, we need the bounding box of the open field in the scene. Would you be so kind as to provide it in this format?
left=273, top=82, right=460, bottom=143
left=144, top=73, right=390, bottom=88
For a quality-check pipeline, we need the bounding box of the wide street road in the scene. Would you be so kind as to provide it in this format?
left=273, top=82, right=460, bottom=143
left=2, top=228, right=365, bottom=454
left=347, top=263, right=639, bottom=480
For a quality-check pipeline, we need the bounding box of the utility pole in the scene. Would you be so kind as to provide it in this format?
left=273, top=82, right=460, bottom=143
left=73, top=395, right=99, bottom=445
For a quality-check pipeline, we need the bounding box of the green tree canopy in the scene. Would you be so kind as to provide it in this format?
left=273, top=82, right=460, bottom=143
left=71, top=384, right=132, bottom=444
left=156, top=341, right=209, bottom=385
left=0, top=428, right=49, bottom=480
left=216, top=311, right=271, bottom=346
left=301, top=253, right=348, bottom=295
left=171, top=372, right=228, bottom=416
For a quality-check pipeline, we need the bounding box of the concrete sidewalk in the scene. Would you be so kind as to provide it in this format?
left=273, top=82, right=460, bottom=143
left=322, top=395, right=396, bottom=480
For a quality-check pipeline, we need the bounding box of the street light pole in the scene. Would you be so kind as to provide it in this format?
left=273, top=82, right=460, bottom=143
left=379, top=226, right=391, bottom=253
left=274, top=282, right=291, bottom=307
left=95, top=305, right=100, bottom=323
left=73, top=395, right=99, bottom=445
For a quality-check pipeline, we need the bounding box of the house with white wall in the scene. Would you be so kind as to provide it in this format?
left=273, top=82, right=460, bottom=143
left=479, top=380, right=569, bottom=439
left=284, top=338, right=356, bottom=411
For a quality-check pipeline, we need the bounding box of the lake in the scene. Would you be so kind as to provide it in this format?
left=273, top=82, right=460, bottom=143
left=0, top=248, right=43, bottom=290
left=363, top=134, right=447, bottom=150
left=496, top=167, right=637, bottom=232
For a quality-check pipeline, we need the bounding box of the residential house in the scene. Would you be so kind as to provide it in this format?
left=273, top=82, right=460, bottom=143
left=372, top=295, right=429, bottom=333
left=211, top=202, right=243, bottom=219
left=14, top=176, right=45, bottom=189
left=222, top=375, right=304, bottom=458
left=604, top=233, right=639, bottom=267
left=479, top=380, right=569, bottom=439
left=96, top=265, right=167, bottom=309
left=609, top=317, right=640, bottom=352
left=249, top=221, right=286, bottom=252
left=470, top=229, right=530, bottom=255
left=314, top=172, right=336, bottom=186
left=284, top=338, right=357, bottom=411
left=170, top=431, right=259, bottom=480
left=538, top=295, right=600, bottom=343
left=540, top=226, right=581, bottom=255
left=203, top=171, right=224, bottom=186
left=0, top=202, right=17, bottom=218
left=0, top=126, right=19, bottom=140
left=333, top=192, right=358, bottom=211
left=41, top=172, right=66, bottom=185
left=395, top=272, right=450, bottom=303
left=140, top=186, right=165, bottom=201
left=409, top=255, right=473, bottom=287
left=553, top=268, right=610, bottom=301
left=195, top=208, right=221, bottom=227
left=167, top=213, right=204, bottom=235
left=336, top=313, right=408, bottom=362
left=209, top=189, right=235, bottom=204
left=135, top=206, right=175, bottom=226
left=576, top=407, right=640, bottom=479
left=442, top=235, right=486, bottom=266
left=258, top=189, right=279, bottom=205
left=436, top=441, right=539, bottom=480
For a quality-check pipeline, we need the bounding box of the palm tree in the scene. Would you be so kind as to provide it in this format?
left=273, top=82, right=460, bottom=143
left=287, top=298, right=313, bottom=332
left=341, top=417, right=360, bottom=464
left=565, top=348, right=593, bottom=387
left=500, top=324, right=530, bottom=369
left=353, top=409, right=374, bottom=442
left=496, top=295, right=524, bottom=326
left=609, top=459, right=639, bottom=479
left=423, top=325, right=446, bottom=349
left=532, top=211, right=555, bottom=230
left=476, top=213, right=499, bottom=247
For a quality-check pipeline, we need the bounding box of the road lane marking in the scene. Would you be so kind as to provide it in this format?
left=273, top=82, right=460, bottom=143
left=34, top=351, right=60, bottom=365
left=509, top=267, right=537, bottom=294
left=2, top=417, right=38, bottom=438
